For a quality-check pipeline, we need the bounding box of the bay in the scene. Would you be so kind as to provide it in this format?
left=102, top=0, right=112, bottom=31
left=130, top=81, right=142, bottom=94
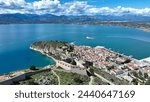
left=0, top=24, right=150, bottom=74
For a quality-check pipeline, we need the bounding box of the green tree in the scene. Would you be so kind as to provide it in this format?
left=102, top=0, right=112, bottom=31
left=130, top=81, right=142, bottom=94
left=144, top=73, right=149, bottom=79
left=110, top=78, right=114, bottom=82
left=89, top=68, right=94, bottom=76
left=145, top=78, right=150, bottom=85
left=138, top=71, right=143, bottom=77
left=124, top=59, right=131, bottom=64
left=73, top=76, right=83, bottom=84
left=132, top=71, right=138, bottom=77
left=107, top=65, right=114, bottom=71
left=132, top=78, right=138, bottom=85
left=67, top=45, right=74, bottom=52
left=84, top=61, right=93, bottom=68
left=30, top=65, right=37, bottom=70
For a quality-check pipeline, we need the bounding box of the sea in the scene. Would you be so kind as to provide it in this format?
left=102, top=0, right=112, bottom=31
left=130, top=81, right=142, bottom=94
left=0, top=24, right=150, bottom=74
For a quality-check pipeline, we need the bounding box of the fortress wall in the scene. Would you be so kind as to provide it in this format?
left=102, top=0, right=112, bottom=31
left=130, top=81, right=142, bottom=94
left=56, top=61, right=87, bottom=75
left=0, top=68, right=51, bottom=85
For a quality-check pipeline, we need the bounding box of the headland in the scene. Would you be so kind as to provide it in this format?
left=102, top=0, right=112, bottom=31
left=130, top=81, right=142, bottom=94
left=29, top=41, right=150, bottom=85
left=1, top=41, right=150, bottom=85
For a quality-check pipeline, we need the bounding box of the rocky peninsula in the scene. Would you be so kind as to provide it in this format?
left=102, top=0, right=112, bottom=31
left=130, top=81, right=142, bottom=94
left=30, top=41, right=150, bottom=85
left=1, top=41, right=150, bottom=85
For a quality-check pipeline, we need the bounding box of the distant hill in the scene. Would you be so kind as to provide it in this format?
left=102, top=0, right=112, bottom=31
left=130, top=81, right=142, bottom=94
left=0, top=14, right=150, bottom=24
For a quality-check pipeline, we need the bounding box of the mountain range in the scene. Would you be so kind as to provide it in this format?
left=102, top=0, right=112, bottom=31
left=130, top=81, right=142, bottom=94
left=0, top=14, right=150, bottom=24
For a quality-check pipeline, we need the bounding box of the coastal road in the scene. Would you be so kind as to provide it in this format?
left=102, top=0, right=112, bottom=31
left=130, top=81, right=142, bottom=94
left=52, top=70, right=61, bottom=85
left=94, top=72, right=115, bottom=85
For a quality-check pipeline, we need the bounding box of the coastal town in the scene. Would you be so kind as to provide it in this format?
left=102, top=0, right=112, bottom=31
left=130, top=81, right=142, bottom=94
left=0, top=41, right=150, bottom=85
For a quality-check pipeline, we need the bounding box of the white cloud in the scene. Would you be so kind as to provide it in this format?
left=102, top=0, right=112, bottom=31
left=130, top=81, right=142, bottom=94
left=88, top=6, right=150, bottom=16
left=60, top=1, right=92, bottom=15
left=0, top=0, right=26, bottom=8
left=32, top=0, right=60, bottom=10
left=0, top=0, right=150, bottom=16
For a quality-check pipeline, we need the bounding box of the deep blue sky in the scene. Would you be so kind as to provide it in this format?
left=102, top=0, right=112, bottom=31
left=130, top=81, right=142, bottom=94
left=25, top=0, right=150, bottom=8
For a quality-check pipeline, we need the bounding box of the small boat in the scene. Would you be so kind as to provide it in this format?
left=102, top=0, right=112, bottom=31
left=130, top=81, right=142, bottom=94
left=86, top=36, right=94, bottom=40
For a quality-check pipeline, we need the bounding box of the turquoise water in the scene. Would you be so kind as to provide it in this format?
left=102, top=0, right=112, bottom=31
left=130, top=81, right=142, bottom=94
left=0, top=24, right=150, bottom=74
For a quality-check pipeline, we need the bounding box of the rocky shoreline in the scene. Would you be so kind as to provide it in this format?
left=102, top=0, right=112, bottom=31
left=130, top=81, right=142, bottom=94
left=30, top=46, right=57, bottom=62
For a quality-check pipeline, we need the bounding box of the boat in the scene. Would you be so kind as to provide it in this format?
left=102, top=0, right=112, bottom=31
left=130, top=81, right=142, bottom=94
left=70, top=41, right=75, bottom=45
left=86, top=36, right=94, bottom=40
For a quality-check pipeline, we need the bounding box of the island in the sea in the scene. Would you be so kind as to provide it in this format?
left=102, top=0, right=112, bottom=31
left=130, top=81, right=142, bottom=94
left=0, top=41, right=150, bottom=85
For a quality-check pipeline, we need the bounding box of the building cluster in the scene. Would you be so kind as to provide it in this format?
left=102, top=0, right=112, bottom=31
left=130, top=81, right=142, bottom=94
left=42, top=43, right=150, bottom=84
left=29, top=43, right=150, bottom=85
left=70, top=45, right=150, bottom=83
